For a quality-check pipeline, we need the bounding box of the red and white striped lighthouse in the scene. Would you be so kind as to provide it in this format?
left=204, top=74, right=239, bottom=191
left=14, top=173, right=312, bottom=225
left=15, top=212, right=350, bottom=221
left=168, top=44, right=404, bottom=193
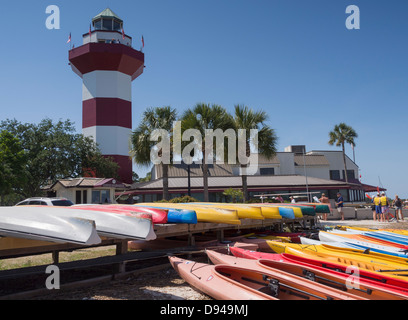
left=69, top=8, right=144, bottom=184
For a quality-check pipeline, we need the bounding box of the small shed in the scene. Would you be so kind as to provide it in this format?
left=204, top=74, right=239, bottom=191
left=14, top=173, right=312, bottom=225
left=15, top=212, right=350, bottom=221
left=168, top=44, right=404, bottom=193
left=44, top=177, right=129, bottom=204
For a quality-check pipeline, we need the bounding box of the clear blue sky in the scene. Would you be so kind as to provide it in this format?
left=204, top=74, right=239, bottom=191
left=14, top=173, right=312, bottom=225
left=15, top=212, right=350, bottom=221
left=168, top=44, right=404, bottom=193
left=1, top=0, right=407, bottom=198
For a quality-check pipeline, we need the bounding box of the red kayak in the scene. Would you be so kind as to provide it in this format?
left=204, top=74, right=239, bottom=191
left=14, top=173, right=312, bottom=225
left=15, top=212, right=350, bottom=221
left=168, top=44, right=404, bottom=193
left=230, top=247, right=408, bottom=296
left=72, top=204, right=168, bottom=224
left=254, top=231, right=307, bottom=243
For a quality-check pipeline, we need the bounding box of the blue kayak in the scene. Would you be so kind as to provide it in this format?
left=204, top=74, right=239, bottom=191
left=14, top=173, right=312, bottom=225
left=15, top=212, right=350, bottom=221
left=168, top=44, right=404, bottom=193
left=134, top=205, right=197, bottom=224
left=344, top=242, right=408, bottom=258
left=365, top=232, right=408, bottom=246
left=277, top=207, right=295, bottom=219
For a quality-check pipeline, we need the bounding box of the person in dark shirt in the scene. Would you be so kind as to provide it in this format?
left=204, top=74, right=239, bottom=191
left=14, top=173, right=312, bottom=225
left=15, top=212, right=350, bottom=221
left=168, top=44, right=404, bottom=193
left=336, top=192, right=344, bottom=221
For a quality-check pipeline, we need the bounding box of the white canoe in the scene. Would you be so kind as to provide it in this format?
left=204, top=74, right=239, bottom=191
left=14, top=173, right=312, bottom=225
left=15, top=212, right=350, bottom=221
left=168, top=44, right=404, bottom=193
left=0, top=206, right=101, bottom=245
left=4, top=206, right=155, bottom=242
left=39, top=206, right=156, bottom=241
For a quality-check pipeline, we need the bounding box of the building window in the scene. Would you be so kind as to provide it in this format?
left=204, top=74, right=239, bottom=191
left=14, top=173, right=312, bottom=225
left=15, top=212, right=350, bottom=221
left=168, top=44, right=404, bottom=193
left=342, top=170, right=355, bottom=181
left=330, top=170, right=340, bottom=180
left=260, top=167, right=275, bottom=175
left=76, top=190, right=81, bottom=204
left=92, top=190, right=110, bottom=203
left=102, top=19, right=112, bottom=30
left=94, top=20, right=101, bottom=29
left=113, top=20, right=121, bottom=31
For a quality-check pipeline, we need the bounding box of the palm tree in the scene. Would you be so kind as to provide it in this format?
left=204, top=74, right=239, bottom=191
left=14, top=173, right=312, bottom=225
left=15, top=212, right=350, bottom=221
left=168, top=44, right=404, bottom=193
left=328, top=123, right=358, bottom=184
left=181, top=103, right=234, bottom=201
left=130, top=106, right=177, bottom=200
left=233, top=105, right=278, bottom=202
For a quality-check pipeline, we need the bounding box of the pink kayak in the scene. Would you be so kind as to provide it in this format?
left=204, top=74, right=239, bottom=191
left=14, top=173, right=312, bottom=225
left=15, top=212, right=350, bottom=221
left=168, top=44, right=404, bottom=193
left=208, top=250, right=407, bottom=300
left=72, top=204, right=168, bottom=224
left=169, top=256, right=360, bottom=300
left=229, top=247, right=408, bottom=296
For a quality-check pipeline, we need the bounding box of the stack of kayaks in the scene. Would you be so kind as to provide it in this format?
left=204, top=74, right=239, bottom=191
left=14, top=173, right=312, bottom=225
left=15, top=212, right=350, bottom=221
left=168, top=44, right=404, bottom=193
left=169, top=255, right=363, bottom=300
left=0, top=204, right=158, bottom=251
left=168, top=222, right=408, bottom=300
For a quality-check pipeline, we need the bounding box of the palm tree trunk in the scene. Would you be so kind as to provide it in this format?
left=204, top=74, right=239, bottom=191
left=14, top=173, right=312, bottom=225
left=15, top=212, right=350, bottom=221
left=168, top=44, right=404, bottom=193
left=202, top=162, right=209, bottom=201
left=342, top=142, right=349, bottom=184
left=241, top=167, right=248, bottom=203
left=162, top=163, right=169, bottom=200
left=241, top=141, right=250, bottom=202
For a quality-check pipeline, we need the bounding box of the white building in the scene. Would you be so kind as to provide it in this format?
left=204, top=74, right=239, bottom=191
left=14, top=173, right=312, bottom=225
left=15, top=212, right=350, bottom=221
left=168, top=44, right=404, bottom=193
left=133, top=145, right=371, bottom=203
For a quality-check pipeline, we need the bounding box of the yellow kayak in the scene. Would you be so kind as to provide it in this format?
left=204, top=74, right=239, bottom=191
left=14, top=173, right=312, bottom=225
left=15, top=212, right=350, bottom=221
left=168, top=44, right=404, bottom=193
left=267, top=241, right=408, bottom=278
left=245, top=204, right=282, bottom=219
left=192, top=203, right=265, bottom=220
left=138, top=203, right=241, bottom=225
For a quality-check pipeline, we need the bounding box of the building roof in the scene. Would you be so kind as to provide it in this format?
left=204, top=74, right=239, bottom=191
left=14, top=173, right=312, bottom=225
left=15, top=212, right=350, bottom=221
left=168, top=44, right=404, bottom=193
left=130, top=174, right=357, bottom=194
left=44, top=177, right=129, bottom=190
left=155, top=163, right=234, bottom=178
left=92, top=8, right=122, bottom=22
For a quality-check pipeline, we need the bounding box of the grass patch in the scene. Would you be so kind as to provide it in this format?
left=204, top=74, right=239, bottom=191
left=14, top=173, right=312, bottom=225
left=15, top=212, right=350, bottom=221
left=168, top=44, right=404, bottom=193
left=0, top=246, right=117, bottom=271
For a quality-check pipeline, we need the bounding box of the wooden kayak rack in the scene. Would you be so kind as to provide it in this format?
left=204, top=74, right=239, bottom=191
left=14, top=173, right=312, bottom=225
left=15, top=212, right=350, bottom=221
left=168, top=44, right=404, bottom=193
left=0, top=215, right=319, bottom=264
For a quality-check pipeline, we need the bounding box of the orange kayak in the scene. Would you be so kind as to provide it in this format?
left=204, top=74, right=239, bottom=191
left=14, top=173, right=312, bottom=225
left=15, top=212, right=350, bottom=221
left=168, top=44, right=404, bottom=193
left=205, top=250, right=365, bottom=300
left=170, top=256, right=362, bottom=300
left=211, top=249, right=407, bottom=300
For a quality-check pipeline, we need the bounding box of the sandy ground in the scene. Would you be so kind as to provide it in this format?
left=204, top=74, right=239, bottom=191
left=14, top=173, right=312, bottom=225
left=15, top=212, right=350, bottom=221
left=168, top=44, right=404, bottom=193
left=37, top=264, right=212, bottom=300
left=22, top=218, right=408, bottom=300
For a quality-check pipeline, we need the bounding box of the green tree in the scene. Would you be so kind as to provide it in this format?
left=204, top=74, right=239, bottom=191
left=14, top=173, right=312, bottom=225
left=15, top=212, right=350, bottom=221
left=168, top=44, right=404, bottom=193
left=328, top=122, right=358, bottom=184
left=233, top=105, right=278, bottom=201
left=0, top=130, right=27, bottom=205
left=223, top=188, right=243, bottom=203
left=0, top=118, right=119, bottom=198
left=130, top=106, right=177, bottom=200
left=181, top=103, right=234, bottom=202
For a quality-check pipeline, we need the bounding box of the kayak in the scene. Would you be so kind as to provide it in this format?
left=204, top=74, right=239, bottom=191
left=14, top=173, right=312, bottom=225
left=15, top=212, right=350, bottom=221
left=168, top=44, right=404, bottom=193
left=228, top=247, right=408, bottom=298
left=266, top=241, right=408, bottom=278
left=73, top=204, right=168, bottom=224
left=134, top=204, right=197, bottom=224
left=35, top=205, right=156, bottom=241
left=268, top=203, right=316, bottom=216
left=169, top=256, right=277, bottom=300
left=244, top=204, right=282, bottom=219
left=207, top=249, right=408, bottom=300
left=254, top=230, right=307, bottom=243
left=327, top=229, right=408, bottom=250
left=0, top=206, right=101, bottom=246
left=170, top=255, right=359, bottom=300
left=138, top=203, right=241, bottom=225
left=318, top=231, right=408, bottom=258
left=205, top=251, right=363, bottom=300
left=189, top=203, right=265, bottom=220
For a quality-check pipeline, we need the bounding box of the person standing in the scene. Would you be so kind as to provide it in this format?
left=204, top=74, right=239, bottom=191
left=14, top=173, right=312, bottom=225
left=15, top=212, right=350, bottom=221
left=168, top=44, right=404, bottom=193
left=336, top=192, right=344, bottom=221
left=373, top=193, right=383, bottom=222
left=371, top=195, right=376, bottom=221
left=380, top=192, right=395, bottom=222
left=319, top=193, right=330, bottom=221
left=392, top=195, right=403, bottom=221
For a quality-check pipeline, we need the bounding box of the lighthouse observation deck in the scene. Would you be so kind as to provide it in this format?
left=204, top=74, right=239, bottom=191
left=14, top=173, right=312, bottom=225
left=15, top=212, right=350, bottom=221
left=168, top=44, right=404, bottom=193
left=83, top=8, right=133, bottom=47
